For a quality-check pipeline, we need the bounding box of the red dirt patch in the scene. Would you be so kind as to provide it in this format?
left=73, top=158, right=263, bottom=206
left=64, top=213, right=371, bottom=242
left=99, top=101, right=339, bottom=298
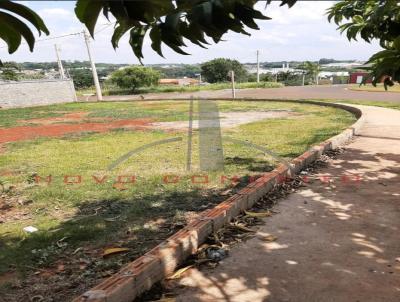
left=19, top=111, right=114, bottom=125
left=0, top=169, right=17, bottom=177
left=0, top=271, right=17, bottom=287
left=0, top=118, right=153, bottom=144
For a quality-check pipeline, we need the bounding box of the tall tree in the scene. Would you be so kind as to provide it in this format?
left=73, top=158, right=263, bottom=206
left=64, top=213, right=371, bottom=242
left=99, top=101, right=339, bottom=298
left=201, top=58, right=248, bottom=83
left=327, top=0, right=400, bottom=88
left=300, top=61, right=321, bottom=85
left=0, top=61, right=20, bottom=81
left=109, top=66, right=160, bottom=92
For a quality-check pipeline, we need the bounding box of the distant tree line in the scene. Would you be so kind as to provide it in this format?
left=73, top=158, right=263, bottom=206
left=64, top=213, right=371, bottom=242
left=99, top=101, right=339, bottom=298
left=153, top=64, right=201, bottom=79
left=1, top=58, right=358, bottom=89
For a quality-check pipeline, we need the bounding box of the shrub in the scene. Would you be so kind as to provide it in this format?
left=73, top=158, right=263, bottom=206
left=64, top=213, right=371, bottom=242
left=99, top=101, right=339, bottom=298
left=109, top=66, right=160, bottom=92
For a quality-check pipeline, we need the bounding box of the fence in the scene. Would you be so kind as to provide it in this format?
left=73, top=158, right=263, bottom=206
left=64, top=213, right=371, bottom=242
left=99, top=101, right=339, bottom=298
left=0, top=79, right=77, bottom=108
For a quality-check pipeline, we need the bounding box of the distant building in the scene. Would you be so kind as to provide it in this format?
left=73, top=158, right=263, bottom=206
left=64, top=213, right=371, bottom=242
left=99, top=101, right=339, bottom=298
left=322, top=61, right=366, bottom=69
left=319, top=71, right=349, bottom=78
left=349, top=72, right=372, bottom=84
left=245, top=63, right=298, bottom=75
left=159, top=78, right=199, bottom=86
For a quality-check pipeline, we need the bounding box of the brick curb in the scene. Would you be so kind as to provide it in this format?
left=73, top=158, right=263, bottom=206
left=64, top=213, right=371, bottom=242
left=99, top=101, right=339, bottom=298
left=73, top=101, right=365, bottom=302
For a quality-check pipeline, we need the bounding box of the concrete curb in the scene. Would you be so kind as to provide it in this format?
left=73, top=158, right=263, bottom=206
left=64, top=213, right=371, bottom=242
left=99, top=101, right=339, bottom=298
left=73, top=101, right=365, bottom=302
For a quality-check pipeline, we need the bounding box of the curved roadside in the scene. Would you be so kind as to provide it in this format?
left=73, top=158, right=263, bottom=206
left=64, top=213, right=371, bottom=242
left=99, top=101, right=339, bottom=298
left=174, top=104, right=400, bottom=302
left=81, top=85, right=400, bottom=104
left=73, top=100, right=367, bottom=302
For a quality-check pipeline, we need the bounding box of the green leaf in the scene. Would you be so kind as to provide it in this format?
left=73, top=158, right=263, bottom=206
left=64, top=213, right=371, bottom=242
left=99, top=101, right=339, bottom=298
left=352, top=15, right=363, bottom=23
left=393, top=37, right=400, bottom=51
left=0, top=0, right=49, bottom=35
left=129, top=26, right=149, bottom=63
left=0, top=11, right=34, bottom=52
left=75, top=0, right=105, bottom=36
left=149, top=25, right=164, bottom=57
left=0, top=18, right=22, bottom=53
left=165, top=12, right=181, bottom=30
left=180, top=23, right=208, bottom=49
left=279, top=0, right=297, bottom=8
left=111, top=22, right=132, bottom=48
left=162, top=38, right=190, bottom=55
left=366, top=50, right=396, bottom=63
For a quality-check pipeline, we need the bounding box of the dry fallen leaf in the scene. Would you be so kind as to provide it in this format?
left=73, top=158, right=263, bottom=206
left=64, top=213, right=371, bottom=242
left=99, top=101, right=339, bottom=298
left=229, top=223, right=256, bottom=233
left=104, top=215, right=121, bottom=222
left=112, top=183, right=127, bottom=191
left=166, top=265, right=194, bottom=280
left=258, top=235, right=278, bottom=242
left=56, top=263, right=65, bottom=273
left=244, top=210, right=272, bottom=218
left=220, top=189, right=232, bottom=196
left=72, top=247, right=83, bottom=255
left=102, top=247, right=130, bottom=258
left=155, top=298, right=177, bottom=302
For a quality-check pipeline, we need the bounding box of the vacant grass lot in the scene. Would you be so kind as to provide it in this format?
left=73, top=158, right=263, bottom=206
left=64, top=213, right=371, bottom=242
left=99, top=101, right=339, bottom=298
left=77, top=81, right=284, bottom=96
left=348, top=84, right=400, bottom=93
left=0, top=100, right=355, bottom=300
left=313, top=99, right=400, bottom=111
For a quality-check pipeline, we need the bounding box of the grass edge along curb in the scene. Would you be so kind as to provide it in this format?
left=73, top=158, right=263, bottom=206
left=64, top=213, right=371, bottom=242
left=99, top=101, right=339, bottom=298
left=73, top=101, right=364, bottom=302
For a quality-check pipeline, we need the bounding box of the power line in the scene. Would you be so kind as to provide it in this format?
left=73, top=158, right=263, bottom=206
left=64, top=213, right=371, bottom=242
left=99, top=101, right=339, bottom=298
left=94, top=22, right=115, bottom=34
left=0, top=32, right=82, bottom=49
left=0, top=22, right=115, bottom=50
left=37, top=32, right=82, bottom=43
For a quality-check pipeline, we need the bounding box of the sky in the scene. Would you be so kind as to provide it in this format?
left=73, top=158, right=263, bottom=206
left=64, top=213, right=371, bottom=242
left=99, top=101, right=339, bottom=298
left=0, top=1, right=382, bottom=64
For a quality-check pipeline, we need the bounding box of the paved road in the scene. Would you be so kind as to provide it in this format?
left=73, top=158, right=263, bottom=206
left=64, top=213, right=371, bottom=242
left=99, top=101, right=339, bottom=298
left=173, top=105, right=400, bottom=302
left=83, top=85, right=400, bottom=103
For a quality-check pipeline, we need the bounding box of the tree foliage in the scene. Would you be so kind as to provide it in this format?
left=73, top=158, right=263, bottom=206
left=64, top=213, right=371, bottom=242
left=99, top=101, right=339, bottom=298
left=0, top=1, right=49, bottom=63
left=153, top=64, right=201, bottom=78
left=68, top=69, right=94, bottom=89
left=299, top=61, right=321, bottom=84
left=109, top=66, right=161, bottom=91
left=74, top=0, right=295, bottom=63
left=201, top=58, right=248, bottom=83
left=327, top=0, right=400, bottom=88
left=1, top=0, right=399, bottom=88
left=0, top=61, right=20, bottom=81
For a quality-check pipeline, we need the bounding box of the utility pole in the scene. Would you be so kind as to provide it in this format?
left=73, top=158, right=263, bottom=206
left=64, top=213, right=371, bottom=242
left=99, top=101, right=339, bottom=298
left=186, top=96, right=194, bottom=172
left=54, top=44, right=65, bottom=79
left=230, top=70, right=236, bottom=99
left=83, top=30, right=103, bottom=101
left=195, top=73, right=202, bottom=85
left=302, top=73, right=305, bottom=86
left=256, top=50, right=260, bottom=83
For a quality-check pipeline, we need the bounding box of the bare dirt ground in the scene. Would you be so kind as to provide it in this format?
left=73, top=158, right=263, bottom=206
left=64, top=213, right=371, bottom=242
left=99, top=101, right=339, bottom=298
left=0, top=112, right=153, bottom=145
left=0, top=110, right=297, bottom=145
left=18, top=112, right=113, bottom=125
left=150, top=110, right=298, bottom=130
left=172, top=105, right=400, bottom=302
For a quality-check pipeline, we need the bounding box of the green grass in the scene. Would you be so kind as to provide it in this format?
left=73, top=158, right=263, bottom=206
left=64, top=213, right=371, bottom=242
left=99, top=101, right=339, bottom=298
left=0, top=100, right=355, bottom=298
left=77, top=81, right=284, bottom=96
left=348, top=84, right=400, bottom=93
left=308, top=99, right=400, bottom=111
left=0, top=101, right=191, bottom=128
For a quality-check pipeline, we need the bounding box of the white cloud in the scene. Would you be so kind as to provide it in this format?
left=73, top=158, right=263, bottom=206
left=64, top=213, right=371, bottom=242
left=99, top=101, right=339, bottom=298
left=260, top=1, right=333, bottom=25
left=320, top=35, right=345, bottom=43
left=38, top=8, right=74, bottom=20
